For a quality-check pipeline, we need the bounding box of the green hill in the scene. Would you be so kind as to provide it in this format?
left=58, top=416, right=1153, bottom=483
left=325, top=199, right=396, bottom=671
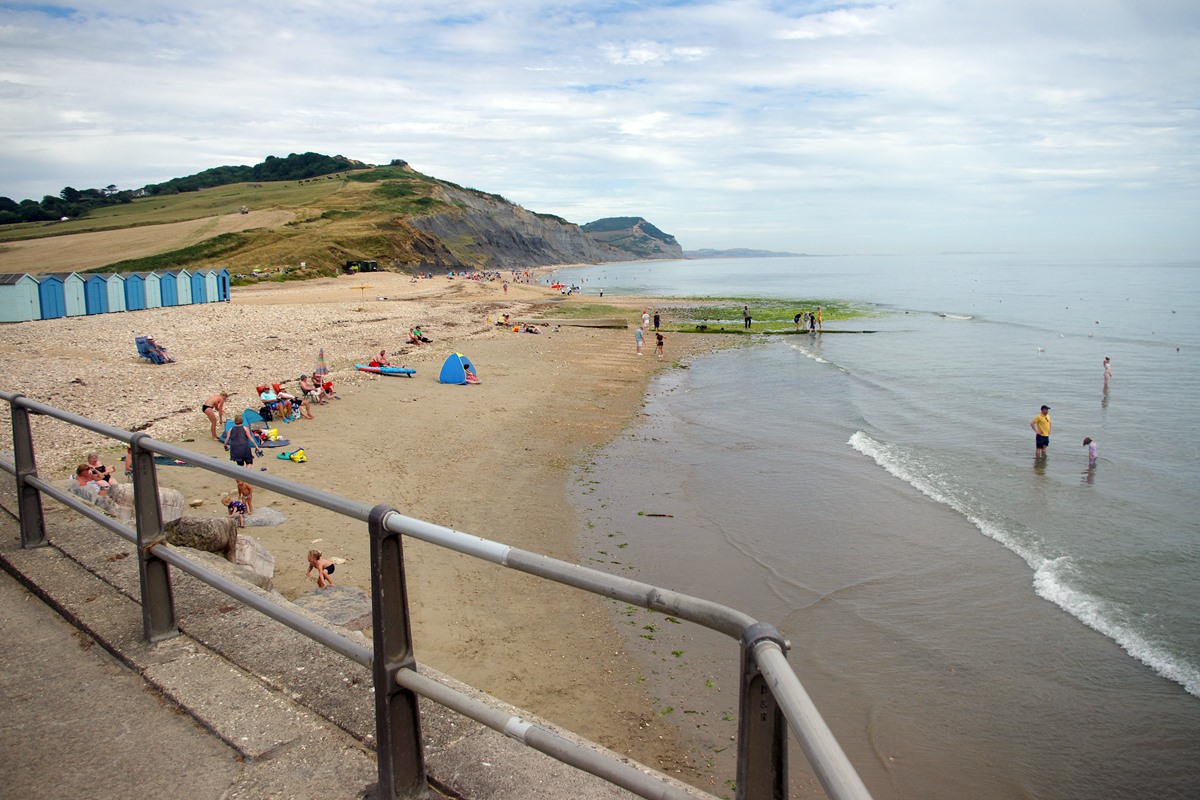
left=0, top=157, right=687, bottom=278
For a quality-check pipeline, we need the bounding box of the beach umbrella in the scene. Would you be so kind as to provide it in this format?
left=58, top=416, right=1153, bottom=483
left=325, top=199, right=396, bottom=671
left=314, top=348, right=329, bottom=379
left=353, top=284, right=373, bottom=305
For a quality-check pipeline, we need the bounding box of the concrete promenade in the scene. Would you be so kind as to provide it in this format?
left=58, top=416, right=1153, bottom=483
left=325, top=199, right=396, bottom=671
left=0, top=488, right=711, bottom=800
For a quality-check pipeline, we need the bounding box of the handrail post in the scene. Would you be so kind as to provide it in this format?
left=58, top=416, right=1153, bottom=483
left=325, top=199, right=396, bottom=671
left=737, top=622, right=788, bottom=800
left=9, top=394, right=47, bottom=548
left=130, top=432, right=178, bottom=642
left=369, top=503, right=428, bottom=799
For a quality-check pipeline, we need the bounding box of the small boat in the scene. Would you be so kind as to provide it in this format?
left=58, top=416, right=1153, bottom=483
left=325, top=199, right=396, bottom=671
left=355, top=364, right=415, bottom=377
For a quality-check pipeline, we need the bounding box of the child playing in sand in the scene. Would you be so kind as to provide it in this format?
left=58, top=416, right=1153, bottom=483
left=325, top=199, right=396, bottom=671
left=235, top=479, right=254, bottom=514
left=1083, top=437, right=1098, bottom=467
left=307, top=550, right=336, bottom=588
left=222, top=496, right=248, bottom=527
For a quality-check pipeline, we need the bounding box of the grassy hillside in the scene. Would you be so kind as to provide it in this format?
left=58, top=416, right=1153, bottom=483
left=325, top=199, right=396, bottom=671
left=0, top=166, right=473, bottom=278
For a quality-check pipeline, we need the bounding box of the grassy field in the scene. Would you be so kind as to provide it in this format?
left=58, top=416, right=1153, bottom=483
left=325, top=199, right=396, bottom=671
left=0, top=166, right=463, bottom=276
left=0, top=176, right=353, bottom=244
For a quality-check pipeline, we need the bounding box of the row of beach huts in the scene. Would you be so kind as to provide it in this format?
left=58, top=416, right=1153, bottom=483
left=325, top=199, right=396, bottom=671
left=0, top=268, right=231, bottom=323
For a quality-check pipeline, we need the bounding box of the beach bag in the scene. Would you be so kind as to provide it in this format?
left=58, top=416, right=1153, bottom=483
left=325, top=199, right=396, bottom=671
left=289, top=449, right=307, bottom=463
left=259, top=405, right=273, bottom=422
left=266, top=428, right=279, bottom=441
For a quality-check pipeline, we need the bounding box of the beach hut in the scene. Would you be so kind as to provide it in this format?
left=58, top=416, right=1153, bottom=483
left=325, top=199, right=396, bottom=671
left=189, top=270, right=207, bottom=304
left=84, top=274, right=109, bottom=315
left=124, top=272, right=146, bottom=311
left=141, top=272, right=162, bottom=309
left=0, top=274, right=42, bottom=322
left=105, top=273, right=127, bottom=313
left=438, top=352, right=478, bottom=384
left=215, top=267, right=230, bottom=301
left=36, top=274, right=66, bottom=320
left=58, top=273, right=87, bottom=317
left=175, top=270, right=193, bottom=305
left=159, top=271, right=179, bottom=307
left=203, top=269, right=220, bottom=303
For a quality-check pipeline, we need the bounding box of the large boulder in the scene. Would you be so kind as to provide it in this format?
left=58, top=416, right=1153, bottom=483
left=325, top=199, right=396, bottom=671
left=234, top=533, right=276, bottom=584
left=291, top=584, right=372, bottom=631
left=164, top=516, right=237, bottom=560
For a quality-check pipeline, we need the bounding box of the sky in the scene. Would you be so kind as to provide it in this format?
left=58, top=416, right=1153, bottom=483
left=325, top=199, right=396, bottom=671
left=1, top=1, right=1198, bottom=255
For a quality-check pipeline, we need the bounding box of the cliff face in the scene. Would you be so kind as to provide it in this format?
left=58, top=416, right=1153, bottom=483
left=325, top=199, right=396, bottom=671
left=581, top=217, right=684, bottom=260
left=406, top=185, right=632, bottom=269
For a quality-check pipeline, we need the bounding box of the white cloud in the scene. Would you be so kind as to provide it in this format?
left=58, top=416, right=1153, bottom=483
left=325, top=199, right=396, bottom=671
left=0, top=0, right=1196, bottom=254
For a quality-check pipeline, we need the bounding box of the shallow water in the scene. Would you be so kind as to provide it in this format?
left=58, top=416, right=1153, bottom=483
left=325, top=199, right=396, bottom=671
left=562, top=254, right=1200, bottom=798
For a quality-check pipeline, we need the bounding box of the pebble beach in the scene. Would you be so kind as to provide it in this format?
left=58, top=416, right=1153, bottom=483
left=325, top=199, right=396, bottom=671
left=0, top=269, right=733, bottom=789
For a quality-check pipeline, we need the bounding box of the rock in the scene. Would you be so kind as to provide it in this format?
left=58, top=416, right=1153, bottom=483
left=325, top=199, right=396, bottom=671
left=189, top=498, right=205, bottom=507
left=164, top=515, right=237, bottom=560
left=234, top=533, right=276, bottom=583
left=97, top=482, right=185, bottom=524
left=291, top=584, right=372, bottom=631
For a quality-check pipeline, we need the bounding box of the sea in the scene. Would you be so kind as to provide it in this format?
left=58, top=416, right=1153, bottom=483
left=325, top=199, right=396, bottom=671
left=548, top=254, right=1200, bottom=800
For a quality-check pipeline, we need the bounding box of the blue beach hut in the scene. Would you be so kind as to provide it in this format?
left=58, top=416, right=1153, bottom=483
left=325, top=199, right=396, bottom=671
left=124, top=272, right=146, bottom=311
left=203, top=269, right=219, bottom=303
left=84, top=274, right=109, bottom=315
left=215, top=268, right=230, bottom=301
left=176, top=270, right=193, bottom=305
left=59, top=273, right=87, bottom=317
left=159, top=271, right=179, bottom=307
left=37, top=274, right=66, bottom=320
left=105, top=273, right=127, bottom=313
left=0, top=274, right=42, bottom=322
left=189, top=271, right=207, bottom=304
left=142, top=272, right=162, bottom=309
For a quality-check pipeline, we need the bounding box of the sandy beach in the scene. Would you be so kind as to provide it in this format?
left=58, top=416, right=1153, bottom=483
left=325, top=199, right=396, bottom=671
left=0, top=271, right=727, bottom=786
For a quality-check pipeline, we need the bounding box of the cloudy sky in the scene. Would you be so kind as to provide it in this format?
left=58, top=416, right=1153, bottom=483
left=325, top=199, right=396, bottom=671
left=1, top=1, right=1197, bottom=254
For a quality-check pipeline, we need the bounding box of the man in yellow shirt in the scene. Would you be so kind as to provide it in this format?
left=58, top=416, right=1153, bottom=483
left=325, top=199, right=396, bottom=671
left=1030, top=405, right=1051, bottom=457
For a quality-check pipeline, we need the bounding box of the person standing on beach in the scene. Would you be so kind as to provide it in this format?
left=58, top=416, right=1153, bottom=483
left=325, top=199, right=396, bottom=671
left=642, top=309, right=650, bottom=329
left=202, top=392, right=229, bottom=440
left=655, top=331, right=664, bottom=358
left=817, top=306, right=824, bottom=332
left=743, top=305, right=752, bottom=329
left=1031, top=405, right=1052, bottom=458
left=653, top=311, right=660, bottom=331
left=635, top=326, right=644, bottom=355
left=226, top=414, right=256, bottom=467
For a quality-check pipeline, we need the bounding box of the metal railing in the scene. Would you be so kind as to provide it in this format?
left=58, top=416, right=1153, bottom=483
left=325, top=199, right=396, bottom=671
left=1, top=390, right=872, bottom=800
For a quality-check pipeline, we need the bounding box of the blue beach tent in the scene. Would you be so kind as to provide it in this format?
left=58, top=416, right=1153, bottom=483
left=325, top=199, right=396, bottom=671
left=438, top=352, right=478, bottom=384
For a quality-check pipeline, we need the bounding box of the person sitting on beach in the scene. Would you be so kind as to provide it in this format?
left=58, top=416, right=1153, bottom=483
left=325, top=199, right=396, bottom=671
left=298, top=374, right=326, bottom=404
left=277, top=385, right=314, bottom=419
left=222, top=496, right=248, bottom=527
left=411, top=326, right=431, bottom=343
left=201, top=391, right=230, bottom=440
left=495, top=313, right=511, bottom=327
left=377, top=349, right=392, bottom=366
left=86, top=452, right=117, bottom=484
left=145, top=336, right=175, bottom=363
left=523, top=324, right=541, bottom=334
left=464, top=366, right=480, bottom=384
left=235, top=479, right=254, bottom=514
left=307, top=549, right=336, bottom=588
left=74, top=463, right=109, bottom=496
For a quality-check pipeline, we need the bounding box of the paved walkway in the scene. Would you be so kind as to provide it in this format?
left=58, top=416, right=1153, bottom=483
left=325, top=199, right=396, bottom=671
left=0, top=566, right=374, bottom=796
